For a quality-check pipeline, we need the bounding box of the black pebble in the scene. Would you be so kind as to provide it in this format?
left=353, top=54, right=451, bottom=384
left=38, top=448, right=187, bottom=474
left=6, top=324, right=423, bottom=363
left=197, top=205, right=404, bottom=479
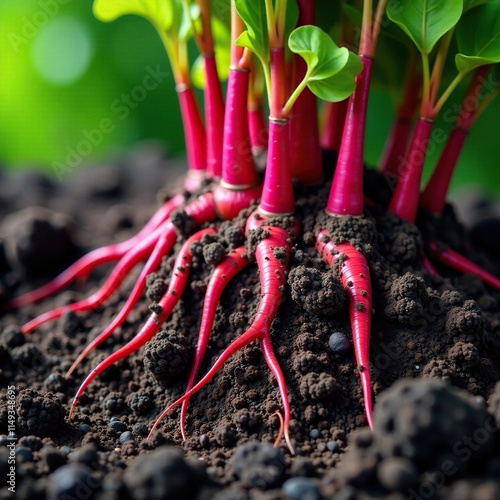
left=328, top=332, right=351, bottom=354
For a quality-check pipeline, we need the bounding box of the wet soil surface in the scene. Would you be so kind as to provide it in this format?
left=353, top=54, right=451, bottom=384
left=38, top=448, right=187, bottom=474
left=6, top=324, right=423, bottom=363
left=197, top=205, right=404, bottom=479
left=1, top=143, right=500, bottom=499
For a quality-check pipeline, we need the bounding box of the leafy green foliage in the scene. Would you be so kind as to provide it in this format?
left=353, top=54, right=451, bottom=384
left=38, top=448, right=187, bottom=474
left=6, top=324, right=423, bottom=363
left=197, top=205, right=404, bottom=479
left=93, top=0, right=182, bottom=33
left=387, top=0, right=463, bottom=55
left=455, top=0, right=500, bottom=72
left=289, top=26, right=349, bottom=80
left=234, top=0, right=270, bottom=65
left=307, top=52, right=363, bottom=102
left=463, top=0, right=495, bottom=11
left=289, top=26, right=362, bottom=102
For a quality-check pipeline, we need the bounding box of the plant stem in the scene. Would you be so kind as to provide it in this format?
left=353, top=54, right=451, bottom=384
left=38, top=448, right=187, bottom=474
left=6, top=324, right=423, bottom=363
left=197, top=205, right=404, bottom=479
left=203, top=54, right=225, bottom=179
left=379, top=57, right=422, bottom=176
left=388, top=117, right=434, bottom=222
left=221, top=68, right=258, bottom=187
left=320, top=100, right=349, bottom=152
left=287, top=0, right=323, bottom=184
left=270, top=47, right=287, bottom=119
left=326, top=56, right=373, bottom=216
left=420, top=65, right=493, bottom=214
left=177, top=84, right=207, bottom=189
left=260, top=118, right=294, bottom=215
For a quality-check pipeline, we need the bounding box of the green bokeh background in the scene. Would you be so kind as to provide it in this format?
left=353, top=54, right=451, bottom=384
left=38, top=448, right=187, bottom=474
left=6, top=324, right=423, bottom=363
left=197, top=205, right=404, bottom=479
left=0, top=0, right=499, bottom=195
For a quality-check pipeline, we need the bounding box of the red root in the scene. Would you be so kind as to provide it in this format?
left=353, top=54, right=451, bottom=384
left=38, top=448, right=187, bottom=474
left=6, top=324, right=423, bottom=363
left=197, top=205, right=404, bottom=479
left=68, top=228, right=217, bottom=420
left=6, top=194, right=184, bottom=310
left=426, top=240, right=500, bottom=291
left=316, top=229, right=374, bottom=429
left=149, top=213, right=300, bottom=454
left=179, top=246, right=249, bottom=440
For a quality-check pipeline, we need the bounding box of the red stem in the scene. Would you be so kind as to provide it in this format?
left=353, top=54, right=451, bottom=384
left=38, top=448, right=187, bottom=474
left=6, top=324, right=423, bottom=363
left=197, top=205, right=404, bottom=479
left=221, top=68, right=259, bottom=187
left=316, top=231, right=373, bottom=429
left=179, top=246, right=249, bottom=439
left=260, top=118, right=295, bottom=215
left=289, top=54, right=323, bottom=184
left=327, top=56, right=373, bottom=216
left=69, top=228, right=217, bottom=419
left=291, top=0, right=321, bottom=184
left=419, top=127, right=468, bottom=214
left=427, top=240, right=500, bottom=290
left=177, top=85, right=207, bottom=190
left=6, top=194, right=184, bottom=310
left=380, top=60, right=422, bottom=176
left=420, top=65, right=492, bottom=215
left=320, top=100, right=349, bottom=152
left=388, top=117, right=434, bottom=223
left=270, top=48, right=287, bottom=120
left=203, top=54, right=225, bottom=179
left=379, top=117, right=414, bottom=177
left=248, top=105, right=268, bottom=152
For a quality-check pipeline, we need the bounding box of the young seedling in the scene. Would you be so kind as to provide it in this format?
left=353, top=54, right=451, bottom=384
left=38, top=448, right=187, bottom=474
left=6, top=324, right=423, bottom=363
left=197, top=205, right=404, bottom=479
left=387, top=0, right=500, bottom=224
left=387, top=0, right=500, bottom=288
left=149, top=0, right=361, bottom=450
left=317, top=0, right=386, bottom=429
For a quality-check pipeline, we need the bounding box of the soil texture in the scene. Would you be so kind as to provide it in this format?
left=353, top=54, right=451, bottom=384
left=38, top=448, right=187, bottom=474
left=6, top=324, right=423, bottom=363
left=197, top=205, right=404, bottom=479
left=1, top=143, right=500, bottom=500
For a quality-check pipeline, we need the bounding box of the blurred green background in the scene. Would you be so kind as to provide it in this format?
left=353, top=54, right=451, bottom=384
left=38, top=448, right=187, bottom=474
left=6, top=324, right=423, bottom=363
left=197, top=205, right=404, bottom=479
left=0, top=0, right=499, bottom=194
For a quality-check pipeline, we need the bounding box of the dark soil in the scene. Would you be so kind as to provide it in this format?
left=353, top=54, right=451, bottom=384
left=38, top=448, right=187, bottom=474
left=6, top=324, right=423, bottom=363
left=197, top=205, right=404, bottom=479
left=1, top=142, right=500, bottom=499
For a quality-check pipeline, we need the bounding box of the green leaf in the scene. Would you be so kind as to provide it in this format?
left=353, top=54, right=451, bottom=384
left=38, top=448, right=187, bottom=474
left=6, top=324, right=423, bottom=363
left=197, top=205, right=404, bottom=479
left=387, top=0, right=463, bottom=55
left=307, top=51, right=363, bottom=102
left=455, top=0, right=500, bottom=72
left=289, top=25, right=349, bottom=80
left=463, top=0, right=495, bottom=11
left=93, top=0, right=181, bottom=33
left=284, top=0, right=299, bottom=41
left=234, top=0, right=269, bottom=64
left=212, top=0, right=231, bottom=28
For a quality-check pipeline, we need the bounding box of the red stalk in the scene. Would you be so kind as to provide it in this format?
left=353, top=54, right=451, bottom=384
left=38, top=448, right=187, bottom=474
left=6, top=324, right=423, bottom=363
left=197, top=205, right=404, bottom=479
left=419, top=127, right=468, bottom=214
left=320, top=99, right=349, bottom=152
left=327, top=56, right=373, bottom=216
left=150, top=215, right=300, bottom=453
left=220, top=68, right=259, bottom=187
left=260, top=118, right=295, bottom=215
left=289, top=55, right=323, bottom=184
left=378, top=117, right=413, bottom=177
left=379, top=60, right=422, bottom=176
left=288, top=0, right=322, bottom=184
left=203, top=54, right=225, bottom=179
left=248, top=104, right=268, bottom=154
left=177, top=85, right=207, bottom=191
left=68, top=228, right=217, bottom=420
left=388, top=117, right=434, bottom=223
left=214, top=67, right=262, bottom=220
left=426, top=240, right=500, bottom=291
left=179, top=246, right=249, bottom=439
left=316, top=230, right=373, bottom=429
left=420, top=65, right=492, bottom=215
